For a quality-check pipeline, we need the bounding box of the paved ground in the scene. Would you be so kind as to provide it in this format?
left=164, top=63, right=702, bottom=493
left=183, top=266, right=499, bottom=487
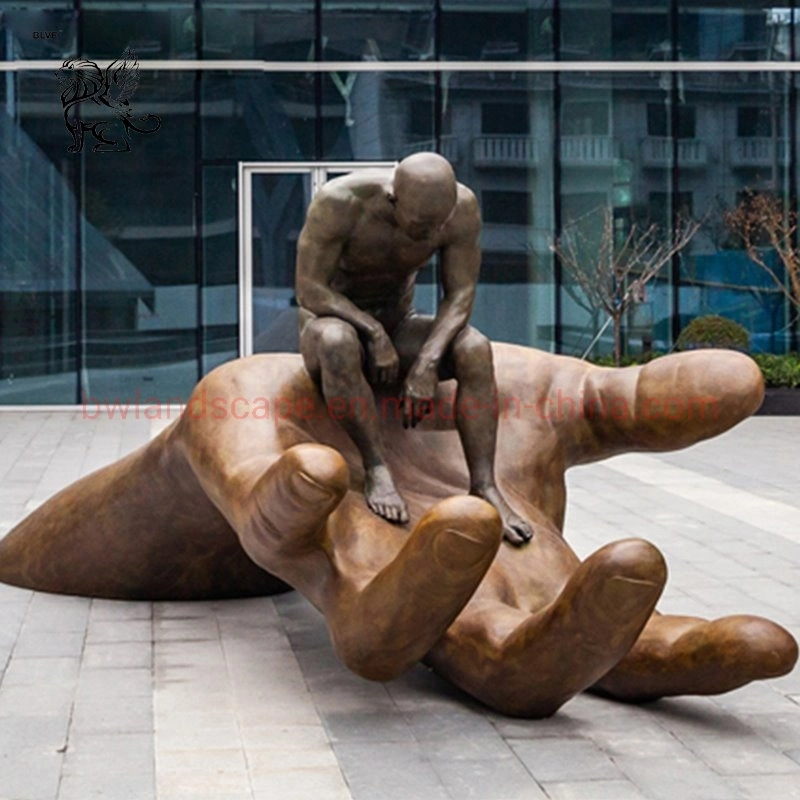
left=0, top=410, right=798, bottom=800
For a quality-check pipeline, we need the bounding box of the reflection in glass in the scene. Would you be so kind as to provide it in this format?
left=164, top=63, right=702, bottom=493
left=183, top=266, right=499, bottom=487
left=440, top=72, right=554, bottom=350
left=441, top=1, right=553, bottom=61
left=0, top=106, right=77, bottom=403
left=203, top=72, right=316, bottom=162
left=322, top=71, right=434, bottom=161
left=81, top=71, right=197, bottom=406
left=559, top=1, right=671, bottom=61
left=250, top=172, right=311, bottom=354
left=679, top=1, right=790, bottom=61
left=679, top=69, right=792, bottom=353
left=202, top=166, right=238, bottom=375
left=82, top=0, right=194, bottom=60
left=321, top=0, right=434, bottom=61
left=203, top=1, right=314, bottom=60
left=559, top=71, right=673, bottom=359
left=0, top=3, right=76, bottom=60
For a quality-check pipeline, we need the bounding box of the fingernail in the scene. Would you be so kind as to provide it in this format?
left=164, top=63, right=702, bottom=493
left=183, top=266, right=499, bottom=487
left=433, top=527, right=495, bottom=570
left=290, top=470, right=336, bottom=503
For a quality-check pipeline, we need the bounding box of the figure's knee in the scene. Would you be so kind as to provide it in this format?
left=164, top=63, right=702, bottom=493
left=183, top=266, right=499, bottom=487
left=312, top=319, right=362, bottom=371
left=451, top=326, right=493, bottom=378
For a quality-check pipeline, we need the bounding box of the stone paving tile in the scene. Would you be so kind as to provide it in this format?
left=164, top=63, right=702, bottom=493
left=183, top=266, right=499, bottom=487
left=508, top=736, right=624, bottom=783
left=0, top=750, right=63, bottom=800
left=82, top=641, right=153, bottom=670
left=542, top=779, right=649, bottom=800
left=333, top=741, right=450, bottom=800
left=612, top=753, right=749, bottom=800
left=429, top=755, right=546, bottom=800
left=730, top=774, right=800, bottom=800
left=59, top=732, right=154, bottom=800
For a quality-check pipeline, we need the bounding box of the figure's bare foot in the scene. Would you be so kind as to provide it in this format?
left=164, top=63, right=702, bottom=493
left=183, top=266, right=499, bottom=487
left=471, top=484, right=533, bottom=546
left=365, top=464, right=409, bottom=524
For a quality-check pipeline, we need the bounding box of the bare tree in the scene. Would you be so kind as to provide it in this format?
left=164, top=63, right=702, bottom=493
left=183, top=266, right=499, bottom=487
left=724, top=190, right=800, bottom=313
left=550, top=207, right=702, bottom=366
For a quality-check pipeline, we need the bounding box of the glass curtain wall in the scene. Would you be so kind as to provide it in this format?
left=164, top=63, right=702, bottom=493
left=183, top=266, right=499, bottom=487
left=0, top=1, right=798, bottom=404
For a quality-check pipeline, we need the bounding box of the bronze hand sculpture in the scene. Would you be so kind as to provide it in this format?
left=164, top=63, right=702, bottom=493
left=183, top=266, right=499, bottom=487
left=0, top=344, right=795, bottom=717
left=296, top=152, right=533, bottom=544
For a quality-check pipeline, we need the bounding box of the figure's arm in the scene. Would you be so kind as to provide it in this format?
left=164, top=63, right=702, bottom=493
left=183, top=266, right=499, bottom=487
left=415, top=189, right=482, bottom=370
left=295, top=194, right=384, bottom=339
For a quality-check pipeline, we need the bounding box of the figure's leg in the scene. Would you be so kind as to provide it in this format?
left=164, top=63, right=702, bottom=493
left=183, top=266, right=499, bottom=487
left=449, top=327, right=534, bottom=545
left=425, top=538, right=667, bottom=717
left=300, top=316, right=408, bottom=523
left=392, top=318, right=533, bottom=545
left=591, top=612, right=798, bottom=702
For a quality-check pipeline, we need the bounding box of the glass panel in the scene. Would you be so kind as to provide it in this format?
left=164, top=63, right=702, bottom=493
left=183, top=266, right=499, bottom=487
left=202, top=165, right=238, bottom=374
left=560, top=1, right=670, bottom=62
left=80, top=71, right=197, bottom=408
left=559, top=71, right=674, bottom=359
left=443, top=71, right=555, bottom=351
left=322, top=70, right=435, bottom=163
left=321, top=0, right=434, bottom=61
left=679, top=70, right=792, bottom=354
left=251, top=172, right=312, bottom=354
left=203, top=72, right=316, bottom=161
left=441, top=0, right=554, bottom=61
left=82, top=0, right=195, bottom=60
left=0, top=71, right=78, bottom=403
left=678, top=1, right=790, bottom=61
left=202, top=1, right=314, bottom=60
left=0, top=2, right=76, bottom=60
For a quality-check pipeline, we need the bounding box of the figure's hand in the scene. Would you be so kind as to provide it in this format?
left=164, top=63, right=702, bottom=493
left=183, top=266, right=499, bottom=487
left=400, top=363, right=439, bottom=428
left=366, top=328, right=400, bottom=386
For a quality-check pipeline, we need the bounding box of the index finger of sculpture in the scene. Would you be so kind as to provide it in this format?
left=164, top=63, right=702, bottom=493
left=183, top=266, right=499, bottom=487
left=566, top=350, right=764, bottom=465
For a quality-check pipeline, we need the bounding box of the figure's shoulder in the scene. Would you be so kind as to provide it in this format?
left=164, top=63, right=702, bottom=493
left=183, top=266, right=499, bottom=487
left=305, top=169, right=391, bottom=236
left=456, top=181, right=479, bottom=209
left=443, top=182, right=481, bottom=243
left=316, top=169, right=392, bottom=206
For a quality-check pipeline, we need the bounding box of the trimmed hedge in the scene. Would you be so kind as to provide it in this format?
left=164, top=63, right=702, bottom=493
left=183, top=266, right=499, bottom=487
left=675, top=315, right=750, bottom=352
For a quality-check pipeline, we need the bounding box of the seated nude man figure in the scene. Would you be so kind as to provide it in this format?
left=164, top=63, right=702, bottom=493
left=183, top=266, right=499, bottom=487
left=296, top=152, right=533, bottom=545
left=0, top=345, right=795, bottom=717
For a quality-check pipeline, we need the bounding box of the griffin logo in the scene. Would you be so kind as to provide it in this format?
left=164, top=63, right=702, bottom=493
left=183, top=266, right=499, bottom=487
left=55, top=48, right=162, bottom=153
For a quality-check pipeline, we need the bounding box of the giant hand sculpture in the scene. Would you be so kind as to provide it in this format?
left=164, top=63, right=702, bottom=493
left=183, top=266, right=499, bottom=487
left=0, top=344, right=796, bottom=717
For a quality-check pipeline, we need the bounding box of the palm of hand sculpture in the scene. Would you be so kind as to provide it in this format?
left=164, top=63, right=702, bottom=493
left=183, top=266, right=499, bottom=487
left=0, top=344, right=796, bottom=718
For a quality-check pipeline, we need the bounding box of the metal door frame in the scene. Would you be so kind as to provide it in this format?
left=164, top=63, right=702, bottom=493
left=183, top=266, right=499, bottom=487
left=237, top=161, right=395, bottom=357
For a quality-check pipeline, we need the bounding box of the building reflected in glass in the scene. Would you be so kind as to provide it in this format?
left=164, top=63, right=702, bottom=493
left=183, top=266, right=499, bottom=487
left=0, top=1, right=798, bottom=404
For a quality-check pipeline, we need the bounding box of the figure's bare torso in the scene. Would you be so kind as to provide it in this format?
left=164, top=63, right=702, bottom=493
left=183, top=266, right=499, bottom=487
left=316, top=170, right=470, bottom=323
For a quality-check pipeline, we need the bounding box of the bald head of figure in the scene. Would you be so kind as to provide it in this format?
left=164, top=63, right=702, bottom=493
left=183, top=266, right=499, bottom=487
left=391, top=153, right=458, bottom=241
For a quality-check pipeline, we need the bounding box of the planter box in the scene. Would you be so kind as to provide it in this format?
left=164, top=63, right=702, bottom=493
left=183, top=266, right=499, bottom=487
left=756, top=387, right=800, bottom=415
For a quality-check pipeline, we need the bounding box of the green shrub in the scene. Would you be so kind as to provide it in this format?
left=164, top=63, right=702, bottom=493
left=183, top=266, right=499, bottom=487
left=675, top=315, right=750, bottom=352
left=752, top=353, right=800, bottom=388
